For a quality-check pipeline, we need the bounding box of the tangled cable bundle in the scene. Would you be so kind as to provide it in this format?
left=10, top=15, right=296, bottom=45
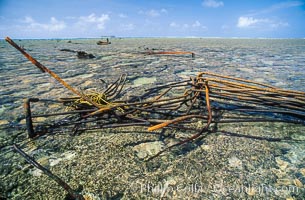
left=4, top=36, right=305, bottom=199
left=5, top=36, right=304, bottom=143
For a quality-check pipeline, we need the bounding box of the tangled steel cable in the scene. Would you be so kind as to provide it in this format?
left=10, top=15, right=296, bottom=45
left=5, top=36, right=305, bottom=198
left=5, top=36, right=305, bottom=142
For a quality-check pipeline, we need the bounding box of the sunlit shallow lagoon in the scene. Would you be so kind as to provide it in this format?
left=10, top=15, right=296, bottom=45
left=0, top=38, right=305, bottom=199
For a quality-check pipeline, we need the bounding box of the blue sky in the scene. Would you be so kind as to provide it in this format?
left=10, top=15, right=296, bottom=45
left=0, top=0, right=304, bottom=38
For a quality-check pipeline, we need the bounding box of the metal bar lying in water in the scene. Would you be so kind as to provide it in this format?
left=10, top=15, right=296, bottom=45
left=13, top=144, right=85, bottom=200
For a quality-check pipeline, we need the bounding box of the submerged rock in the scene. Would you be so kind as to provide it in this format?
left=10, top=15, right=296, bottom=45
left=49, top=151, right=76, bottom=167
left=275, top=157, right=290, bottom=171
left=133, top=77, right=156, bottom=86
left=228, top=156, right=243, bottom=169
left=293, top=178, right=303, bottom=188
left=133, top=141, right=165, bottom=159
left=0, top=120, right=9, bottom=125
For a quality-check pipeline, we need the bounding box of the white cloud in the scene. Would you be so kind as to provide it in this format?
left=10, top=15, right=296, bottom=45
left=271, top=1, right=303, bottom=9
left=263, top=1, right=304, bottom=13
left=169, top=22, right=179, bottom=27
left=160, top=9, right=168, bottom=14
left=23, top=16, right=35, bottom=23
left=202, top=0, right=224, bottom=8
left=237, top=17, right=261, bottom=28
left=118, top=13, right=127, bottom=18
left=236, top=1, right=296, bottom=31
left=237, top=16, right=289, bottom=29
left=139, top=9, right=168, bottom=17
left=120, top=23, right=135, bottom=30
left=183, top=24, right=189, bottom=28
left=22, top=16, right=66, bottom=31
left=147, top=10, right=160, bottom=17
left=270, top=21, right=289, bottom=28
left=247, top=1, right=304, bottom=17
left=170, top=21, right=207, bottom=30
left=192, top=20, right=201, bottom=27
left=76, top=13, right=110, bottom=30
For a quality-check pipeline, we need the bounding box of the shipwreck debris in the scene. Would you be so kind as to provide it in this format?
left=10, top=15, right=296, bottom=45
left=3, top=36, right=305, bottom=198
left=97, top=38, right=111, bottom=45
left=5, top=36, right=305, bottom=156
left=60, top=49, right=76, bottom=53
left=59, top=49, right=95, bottom=59
left=76, top=51, right=95, bottom=59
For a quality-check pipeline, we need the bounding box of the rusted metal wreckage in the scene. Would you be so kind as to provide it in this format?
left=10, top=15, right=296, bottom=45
left=97, top=38, right=111, bottom=45
left=5, top=36, right=305, bottom=148
left=4, top=37, right=305, bottom=199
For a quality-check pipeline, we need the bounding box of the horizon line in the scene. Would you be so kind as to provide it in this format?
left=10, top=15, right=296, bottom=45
left=1, top=36, right=305, bottom=40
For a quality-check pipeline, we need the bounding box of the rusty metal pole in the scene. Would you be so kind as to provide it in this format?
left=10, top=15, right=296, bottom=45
left=24, top=98, right=39, bottom=138
left=5, top=37, right=101, bottom=108
left=13, top=144, right=85, bottom=200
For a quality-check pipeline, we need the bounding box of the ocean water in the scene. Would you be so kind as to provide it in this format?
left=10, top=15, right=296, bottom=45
left=0, top=38, right=305, bottom=199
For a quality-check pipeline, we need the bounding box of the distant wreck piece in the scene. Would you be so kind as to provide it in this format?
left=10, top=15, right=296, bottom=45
left=77, top=51, right=95, bottom=59
left=145, top=49, right=195, bottom=58
left=97, top=38, right=111, bottom=45
left=60, top=49, right=76, bottom=53
left=60, top=49, right=95, bottom=59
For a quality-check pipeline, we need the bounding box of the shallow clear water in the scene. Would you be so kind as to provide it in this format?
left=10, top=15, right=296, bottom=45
left=0, top=38, right=304, bottom=199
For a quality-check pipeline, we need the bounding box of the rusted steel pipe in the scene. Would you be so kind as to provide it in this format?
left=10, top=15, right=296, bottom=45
left=5, top=37, right=101, bottom=108
left=24, top=98, right=39, bottom=138
left=13, top=144, right=85, bottom=200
